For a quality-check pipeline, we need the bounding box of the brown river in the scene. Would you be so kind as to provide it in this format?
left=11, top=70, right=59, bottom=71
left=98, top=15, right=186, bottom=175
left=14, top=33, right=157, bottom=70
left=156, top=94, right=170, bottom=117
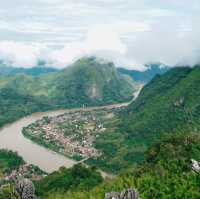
left=0, top=102, right=130, bottom=173
left=0, top=86, right=143, bottom=173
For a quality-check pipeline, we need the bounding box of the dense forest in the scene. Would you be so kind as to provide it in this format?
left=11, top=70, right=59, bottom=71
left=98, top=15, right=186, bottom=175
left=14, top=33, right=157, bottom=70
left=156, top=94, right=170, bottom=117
left=35, top=164, right=103, bottom=198
left=0, top=150, right=24, bottom=176
left=47, top=133, right=200, bottom=199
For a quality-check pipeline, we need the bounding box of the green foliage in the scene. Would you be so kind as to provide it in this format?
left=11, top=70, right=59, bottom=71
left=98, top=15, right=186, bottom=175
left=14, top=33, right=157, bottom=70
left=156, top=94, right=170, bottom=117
left=35, top=164, right=103, bottom=197
left=0, top=184, right=19, bottom=199
left=0, top=149, right=24, bottom=175
left=0, top=87, right=51, bottom=127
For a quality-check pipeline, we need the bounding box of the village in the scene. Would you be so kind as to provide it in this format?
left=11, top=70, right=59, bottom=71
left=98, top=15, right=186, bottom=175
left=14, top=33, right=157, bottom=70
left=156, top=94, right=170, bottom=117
left=0, top=163, right=45, bottom=187
left=23, top=108, right=118, bottom=160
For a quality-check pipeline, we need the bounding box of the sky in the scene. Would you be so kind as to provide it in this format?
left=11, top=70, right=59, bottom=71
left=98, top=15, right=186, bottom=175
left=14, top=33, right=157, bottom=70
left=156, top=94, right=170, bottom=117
left=0, top=0, right=199, bottom=69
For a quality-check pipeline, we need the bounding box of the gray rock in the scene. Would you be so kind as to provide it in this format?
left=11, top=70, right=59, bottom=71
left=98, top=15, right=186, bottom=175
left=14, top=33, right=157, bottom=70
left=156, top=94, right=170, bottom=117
left=16, top=178, right=37, bottom=199
left=105, top=192, right=121, bottom=199
left=191, top=159, right=200, bottom=173
left=105, top=188, right=139, bottom=199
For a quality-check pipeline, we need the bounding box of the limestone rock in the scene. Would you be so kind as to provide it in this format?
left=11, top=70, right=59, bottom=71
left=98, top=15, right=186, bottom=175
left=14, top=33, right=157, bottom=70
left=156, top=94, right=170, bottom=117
left=16, top=178, right=37, bottom=199
left=191, top=159, right=200, bottom=173
left=105, top=188, right=139, bottom=199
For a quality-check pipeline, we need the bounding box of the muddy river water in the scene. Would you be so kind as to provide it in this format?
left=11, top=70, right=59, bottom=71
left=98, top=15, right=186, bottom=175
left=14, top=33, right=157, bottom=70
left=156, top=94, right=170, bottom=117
left=0, top=102, right=132, bottom=173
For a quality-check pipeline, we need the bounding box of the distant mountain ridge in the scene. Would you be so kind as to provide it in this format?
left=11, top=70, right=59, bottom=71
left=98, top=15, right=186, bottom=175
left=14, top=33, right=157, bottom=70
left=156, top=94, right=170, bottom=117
left=118, top=63, right=170, bottom=83
left=0, top=62, right=58, bottom=76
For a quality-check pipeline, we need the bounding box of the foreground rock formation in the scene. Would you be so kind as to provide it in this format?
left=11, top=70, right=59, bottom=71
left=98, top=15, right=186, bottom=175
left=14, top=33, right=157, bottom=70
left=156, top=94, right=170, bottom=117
left=105, top=188, right=139, bottom=199
left=16, top=178, right=37, bottom=199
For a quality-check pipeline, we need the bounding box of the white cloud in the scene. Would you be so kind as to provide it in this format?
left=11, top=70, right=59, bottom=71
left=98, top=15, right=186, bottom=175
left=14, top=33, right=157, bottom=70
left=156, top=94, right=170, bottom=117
left=0, top=19, right=200, bottom=70
left=48, top=25, right=128, bottom=68
left=0, top=41, right=47, bottom=67
left=0, top=0, right=199, bottom=70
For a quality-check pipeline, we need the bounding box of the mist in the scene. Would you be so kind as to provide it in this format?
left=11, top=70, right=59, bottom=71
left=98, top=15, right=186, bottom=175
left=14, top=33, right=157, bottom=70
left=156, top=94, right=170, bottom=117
left=0, top=0, right=199, bottom=70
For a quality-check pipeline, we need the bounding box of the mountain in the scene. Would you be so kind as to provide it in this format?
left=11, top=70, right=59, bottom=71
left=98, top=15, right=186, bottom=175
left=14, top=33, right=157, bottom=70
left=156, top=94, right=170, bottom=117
left=44, top=57, right=135, bottom=107
left=85, top=65, right=200, bottom=173
left=0, top=57, right=135, bottom=127
left=118, top=63, right=170, bottom=83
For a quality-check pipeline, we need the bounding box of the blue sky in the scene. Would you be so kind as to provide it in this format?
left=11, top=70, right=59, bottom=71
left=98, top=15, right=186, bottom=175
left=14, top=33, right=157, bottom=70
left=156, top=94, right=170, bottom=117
left=0, top=0, right=199, bottom=69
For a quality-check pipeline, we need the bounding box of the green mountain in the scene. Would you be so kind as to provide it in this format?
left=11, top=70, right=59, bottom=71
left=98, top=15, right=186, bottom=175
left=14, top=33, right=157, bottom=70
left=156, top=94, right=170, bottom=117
left=0, top=57, right=135, bottom=127
left=44, top=57, right=135, bottom=107
left=118, top=63, right=170, bottom=83
left=85, top=65, right=200, bottom=173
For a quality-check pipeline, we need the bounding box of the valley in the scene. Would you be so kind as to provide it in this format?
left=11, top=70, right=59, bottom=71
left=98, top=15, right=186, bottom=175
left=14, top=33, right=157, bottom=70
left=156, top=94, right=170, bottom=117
left=1, top=59, right=200, bottom=198
left=0, top=87, right=141, bottom=173
left=0, top=0, right=198, bottom=198
left=1, top=64, right=200, bottom=198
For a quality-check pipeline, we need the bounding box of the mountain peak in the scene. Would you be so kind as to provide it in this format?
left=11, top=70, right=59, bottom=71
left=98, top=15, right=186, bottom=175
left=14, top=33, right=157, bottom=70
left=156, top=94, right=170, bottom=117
left=74, top=56, right=115, bottom=68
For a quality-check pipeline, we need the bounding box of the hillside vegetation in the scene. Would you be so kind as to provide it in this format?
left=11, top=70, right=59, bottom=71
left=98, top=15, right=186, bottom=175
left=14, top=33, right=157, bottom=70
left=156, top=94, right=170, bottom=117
left=0, top=150, right=24, bottom=177
left=85, top=66, right=200, bottom=173
left=35, top=164, right=103, bottom=198
left=46, top=133, right=200, bottom=199
left=1, top=133, right=200, bottom=199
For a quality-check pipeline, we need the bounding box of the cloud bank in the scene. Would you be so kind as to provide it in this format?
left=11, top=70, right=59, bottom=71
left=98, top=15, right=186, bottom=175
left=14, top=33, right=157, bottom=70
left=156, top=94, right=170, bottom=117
left=0, top=0, right=199, bottom=69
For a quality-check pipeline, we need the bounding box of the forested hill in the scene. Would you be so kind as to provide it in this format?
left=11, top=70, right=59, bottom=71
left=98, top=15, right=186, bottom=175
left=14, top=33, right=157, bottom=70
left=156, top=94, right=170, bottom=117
left=124, top=66, right=198, bottom=138
left=86, top=65, right=200, bottom=173
left=0, top=57, right=135, bottom=128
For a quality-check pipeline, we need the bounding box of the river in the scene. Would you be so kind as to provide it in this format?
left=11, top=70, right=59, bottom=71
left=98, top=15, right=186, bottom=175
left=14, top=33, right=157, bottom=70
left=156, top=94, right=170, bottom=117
left=0, top=86, right=143, bottom=173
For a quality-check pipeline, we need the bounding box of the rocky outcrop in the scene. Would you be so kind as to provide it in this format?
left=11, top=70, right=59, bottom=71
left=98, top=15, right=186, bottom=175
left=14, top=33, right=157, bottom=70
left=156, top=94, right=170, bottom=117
left=105, top=188, right=139, bottom=199
left=191, top=159, right=200, bottom=173
left=16, top=178, right=37, bottom=199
